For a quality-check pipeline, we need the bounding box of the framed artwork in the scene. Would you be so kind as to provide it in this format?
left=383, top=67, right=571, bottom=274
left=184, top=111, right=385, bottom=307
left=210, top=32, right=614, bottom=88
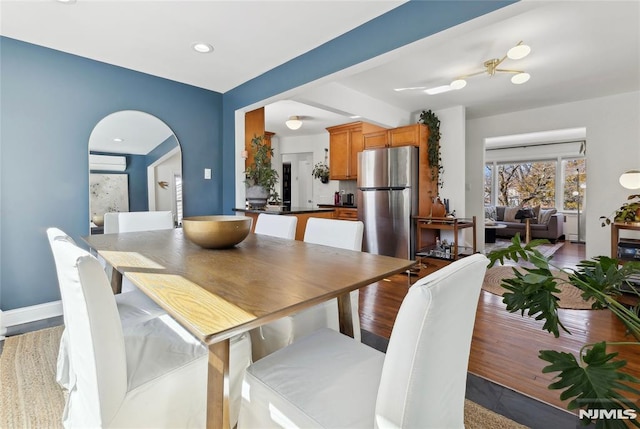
left=90, top=173, right=129, bottom=218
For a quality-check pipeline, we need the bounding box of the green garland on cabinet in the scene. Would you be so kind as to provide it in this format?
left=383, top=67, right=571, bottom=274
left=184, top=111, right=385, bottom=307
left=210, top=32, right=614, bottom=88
left=419, top=109, right=443, bottom=188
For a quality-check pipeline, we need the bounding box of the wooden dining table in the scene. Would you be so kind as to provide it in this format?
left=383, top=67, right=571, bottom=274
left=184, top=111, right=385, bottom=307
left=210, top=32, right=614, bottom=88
left=82, top=228, right=414, bottom=429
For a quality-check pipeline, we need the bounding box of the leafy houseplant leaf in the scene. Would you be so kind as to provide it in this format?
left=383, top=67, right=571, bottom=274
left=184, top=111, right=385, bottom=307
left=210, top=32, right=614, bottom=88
left=501, top=266, right=568, bottom=337
left=487, top=236, right=640, bottom=427
left=539, top=343, right=640, bottom=428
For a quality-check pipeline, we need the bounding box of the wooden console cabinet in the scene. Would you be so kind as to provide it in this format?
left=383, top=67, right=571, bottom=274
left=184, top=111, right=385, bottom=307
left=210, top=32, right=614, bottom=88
left=611, top=222, right=640, bottom=263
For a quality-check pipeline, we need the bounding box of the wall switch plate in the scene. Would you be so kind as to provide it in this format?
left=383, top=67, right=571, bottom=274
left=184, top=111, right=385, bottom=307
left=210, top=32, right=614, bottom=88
left=204, top=168, right=212, bottom=179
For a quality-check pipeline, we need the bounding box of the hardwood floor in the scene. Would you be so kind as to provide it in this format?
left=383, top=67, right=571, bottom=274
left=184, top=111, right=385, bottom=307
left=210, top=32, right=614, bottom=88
left=359, top=240, right=640, bottom=417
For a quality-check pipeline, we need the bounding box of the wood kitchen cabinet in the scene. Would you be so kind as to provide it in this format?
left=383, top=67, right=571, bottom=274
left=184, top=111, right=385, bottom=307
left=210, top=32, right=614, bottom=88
left=389, top=124, right=426, bottom=147
left=362, top=130, right=387, bottom=149
left=363, top=123, right=426, bottom=150
left=334, top=207, right=358, bottom=221
left=327, top=121, right=387, bottom=180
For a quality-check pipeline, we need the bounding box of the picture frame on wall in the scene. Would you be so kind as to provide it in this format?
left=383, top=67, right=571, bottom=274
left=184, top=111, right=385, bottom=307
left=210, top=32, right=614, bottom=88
left=90, top=173, right=129, bottom=219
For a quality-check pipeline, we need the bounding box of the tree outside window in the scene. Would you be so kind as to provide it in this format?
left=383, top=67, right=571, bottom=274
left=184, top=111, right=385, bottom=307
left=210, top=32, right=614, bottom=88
left=563, top=159, right=586, bottom=211
left=496, top=161, right=556, bottom=207
left=485, top=158, right=586, bottom=209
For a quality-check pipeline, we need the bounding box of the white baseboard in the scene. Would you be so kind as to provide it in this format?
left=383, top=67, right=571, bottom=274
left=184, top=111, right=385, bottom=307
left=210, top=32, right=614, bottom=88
left=0, top=301, right=63, bottom=338
left=0, top=310, right=5, bottom=340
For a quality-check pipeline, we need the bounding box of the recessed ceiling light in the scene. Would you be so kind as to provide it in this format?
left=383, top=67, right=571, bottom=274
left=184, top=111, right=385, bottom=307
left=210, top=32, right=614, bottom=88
left=349, top=115, right=361, bottom=119
left=113, top=138, right=124, bottom=143
left=56, top=0, right=76, bottom=3
left=424, top=85, right=454, bottom=95
left=192, top=43, right=213, bottom=53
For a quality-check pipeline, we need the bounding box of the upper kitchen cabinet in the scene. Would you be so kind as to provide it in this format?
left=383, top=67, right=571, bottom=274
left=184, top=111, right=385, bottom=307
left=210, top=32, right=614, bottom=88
left=327, top=121, right=386, bottom=180
left=388, top=124, right=426, bottom=147
left=363, top=123, right=427, bottom=150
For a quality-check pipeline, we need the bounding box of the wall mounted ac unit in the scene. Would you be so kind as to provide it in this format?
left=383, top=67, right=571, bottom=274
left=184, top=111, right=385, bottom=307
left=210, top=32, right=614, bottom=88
left=89, top=154, right=126, bottom=172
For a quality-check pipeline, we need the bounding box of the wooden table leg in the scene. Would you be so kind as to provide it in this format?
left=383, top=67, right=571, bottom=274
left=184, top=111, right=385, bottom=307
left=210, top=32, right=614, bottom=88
left=525, top=218, right=531, bottom=244
left=110, top=267, right=123, bottom=294
left=207, top=339, right=230, bottom=429
left=337, top=292, right=354, bottom=338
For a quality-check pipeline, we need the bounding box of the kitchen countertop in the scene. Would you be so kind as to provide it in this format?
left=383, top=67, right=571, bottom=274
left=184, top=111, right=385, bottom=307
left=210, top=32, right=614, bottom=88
left=233, top=207, right=335, bottom=215
left=317, top=204, right=358, bottom=209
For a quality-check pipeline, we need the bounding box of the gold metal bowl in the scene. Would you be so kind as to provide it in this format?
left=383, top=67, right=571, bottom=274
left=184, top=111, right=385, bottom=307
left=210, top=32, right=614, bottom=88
left=182, top=216, right=251, bottom=249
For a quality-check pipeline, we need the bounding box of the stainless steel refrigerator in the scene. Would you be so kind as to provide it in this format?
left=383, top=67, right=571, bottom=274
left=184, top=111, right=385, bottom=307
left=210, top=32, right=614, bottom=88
left=357, top=146, right=418, bottom=260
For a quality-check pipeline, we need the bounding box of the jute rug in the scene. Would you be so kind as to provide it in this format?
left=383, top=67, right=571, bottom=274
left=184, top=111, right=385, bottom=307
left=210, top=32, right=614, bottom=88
left=483, top=265, right=596, bottom=310
left=484, top=240, right=565, bottom=258
left=0, top=326, right=528, bottom=429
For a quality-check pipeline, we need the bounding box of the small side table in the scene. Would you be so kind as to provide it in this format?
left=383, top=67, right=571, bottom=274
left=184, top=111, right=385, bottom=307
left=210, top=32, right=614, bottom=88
left=485, top=224, right=507, bottom=243
left=515, top=209, right=536, bottom=243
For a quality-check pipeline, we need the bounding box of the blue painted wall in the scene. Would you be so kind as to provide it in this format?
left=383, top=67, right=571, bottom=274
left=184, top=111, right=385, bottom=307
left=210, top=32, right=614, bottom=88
left=0, top=0, right=514, bottom=311
left=1, top=36, right=222, bottom=310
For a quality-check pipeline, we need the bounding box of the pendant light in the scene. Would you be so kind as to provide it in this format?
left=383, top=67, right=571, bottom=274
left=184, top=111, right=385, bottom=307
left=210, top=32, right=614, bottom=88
left=285, top=116, right=303, bottom=130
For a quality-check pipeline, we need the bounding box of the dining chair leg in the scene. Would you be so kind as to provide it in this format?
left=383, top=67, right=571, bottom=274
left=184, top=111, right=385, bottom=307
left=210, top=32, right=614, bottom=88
left=207, top=339, right=230, bottom=429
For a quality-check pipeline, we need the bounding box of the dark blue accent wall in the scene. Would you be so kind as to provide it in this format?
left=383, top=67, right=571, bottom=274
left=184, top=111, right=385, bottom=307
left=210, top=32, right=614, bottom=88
left=1, top=36, right=222, bottom=310
left=1, top=0, right=515, bottom=311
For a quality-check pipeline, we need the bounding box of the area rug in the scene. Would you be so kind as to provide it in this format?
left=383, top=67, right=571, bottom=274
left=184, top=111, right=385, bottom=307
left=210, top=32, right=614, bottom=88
left=0, top=326, right=528, bottom=429
left=484, top=239, right=565, bottom=258
left=483, top=265, right=596, bottom=310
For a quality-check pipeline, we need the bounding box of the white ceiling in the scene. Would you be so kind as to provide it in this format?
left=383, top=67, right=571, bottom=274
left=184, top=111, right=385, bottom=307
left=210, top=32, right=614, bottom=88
left=2, top=0, right=639, bottom=143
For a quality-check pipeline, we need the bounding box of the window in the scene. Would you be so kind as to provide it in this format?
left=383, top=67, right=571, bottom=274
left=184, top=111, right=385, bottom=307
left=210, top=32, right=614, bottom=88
left=497, top=161, right=556, bottom=207
left=174, top=173, right=183, bottom=225
left=562, top=158, right=586, bottom=211
left=485, top=158, right=586, bottom=210
left=484, top=164, right=492, bottom=205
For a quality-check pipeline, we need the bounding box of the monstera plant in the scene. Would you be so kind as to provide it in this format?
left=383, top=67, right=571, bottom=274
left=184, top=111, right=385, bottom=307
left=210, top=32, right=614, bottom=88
left=488, top=236, right=640, bottom=428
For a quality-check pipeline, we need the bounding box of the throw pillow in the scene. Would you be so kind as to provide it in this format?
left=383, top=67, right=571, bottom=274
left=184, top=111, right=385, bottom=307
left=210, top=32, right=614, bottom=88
left=531, top=205, right=541, bottom=224
left=539, top=208, right=557, bottom=225
left=516, top=208, right=536, bottom=223
left=496, top=206, right=505, bottom=221
left=504, top=206, right=521, bottom=223
left=484, top=205, right=497, bottom=221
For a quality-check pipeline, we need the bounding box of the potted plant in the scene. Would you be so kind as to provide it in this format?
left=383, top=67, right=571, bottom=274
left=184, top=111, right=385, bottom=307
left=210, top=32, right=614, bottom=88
left=244, top=134, right=279, bottom=208
left=600, top=194, right=640, bottom=226
left=312, top=162, right=330, bottom=183
left=488, top=236, right=640, bottom=426
left=418, top=109, right=443, bottom=189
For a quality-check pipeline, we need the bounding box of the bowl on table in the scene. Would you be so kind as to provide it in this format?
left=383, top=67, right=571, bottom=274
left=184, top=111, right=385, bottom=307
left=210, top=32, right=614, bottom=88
left=182, top=216, right=251, bottom=249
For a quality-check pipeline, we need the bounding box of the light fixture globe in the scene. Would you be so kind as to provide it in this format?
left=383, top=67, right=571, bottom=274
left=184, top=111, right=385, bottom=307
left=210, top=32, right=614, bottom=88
left=450, top=79, right=467, bottom=90
left=285, top=116, right=302, bottom=130
left=511, top=72, right=530, bottom=85
left=507, top=43, right=531, bottom=60
left=619, top=170, right=640, bottom=189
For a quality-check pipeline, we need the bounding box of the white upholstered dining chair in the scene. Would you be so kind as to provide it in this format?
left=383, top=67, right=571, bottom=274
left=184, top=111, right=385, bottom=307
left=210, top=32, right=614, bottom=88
left=102, top=211, right=174, bottom=293
left=253, top=213, right=297, bottom=239
left=47, top=228, right=166, bottom=390
left=238, top=253, right=488, bottom=429
left=249, top=217, right=364, bottom=360
left=47, top=228, right=252, bottom=428
left=114, top=210, right=174, bottom=232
